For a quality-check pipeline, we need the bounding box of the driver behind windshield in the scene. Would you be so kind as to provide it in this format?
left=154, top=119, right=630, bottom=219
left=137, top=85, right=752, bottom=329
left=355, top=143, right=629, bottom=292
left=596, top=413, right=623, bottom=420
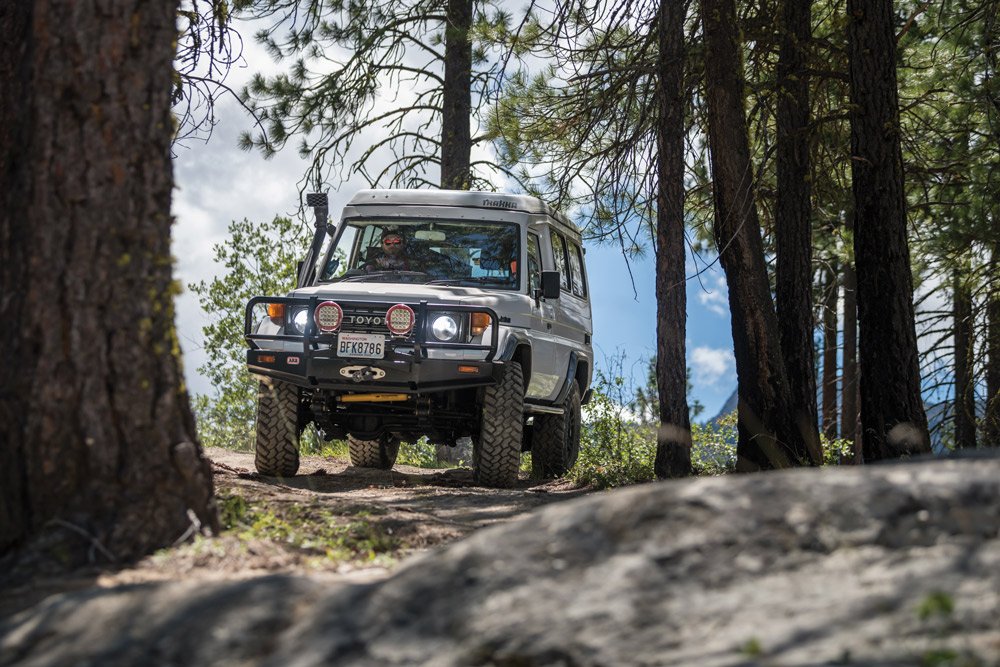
left=366, top=230, right=412, bottom=272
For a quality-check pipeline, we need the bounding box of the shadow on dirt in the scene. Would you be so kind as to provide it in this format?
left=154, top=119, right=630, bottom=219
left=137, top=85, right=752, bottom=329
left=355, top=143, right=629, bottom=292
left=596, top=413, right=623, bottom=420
left=236, top=463, right=590, bottom=529
left=243, top=465, right=573, bottom=494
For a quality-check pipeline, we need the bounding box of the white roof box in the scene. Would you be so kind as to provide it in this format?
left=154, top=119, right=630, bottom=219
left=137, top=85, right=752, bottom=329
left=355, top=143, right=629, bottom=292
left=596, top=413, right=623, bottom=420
left=347, top=189, right=574, bottom=227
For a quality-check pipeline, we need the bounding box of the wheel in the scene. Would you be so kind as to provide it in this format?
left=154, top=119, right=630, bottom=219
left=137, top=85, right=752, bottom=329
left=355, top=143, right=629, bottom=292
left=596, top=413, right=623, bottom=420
left=531, top=382, right=582, bottom=479
left=254, top=379, right=301, bottom=477
left=347, top=435, right=400, bottom=470
left=473, top=360, right=524, bottom=488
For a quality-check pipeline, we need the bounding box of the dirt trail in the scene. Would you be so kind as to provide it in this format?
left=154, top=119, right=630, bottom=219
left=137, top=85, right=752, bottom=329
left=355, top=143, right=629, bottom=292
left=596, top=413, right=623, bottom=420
left=1, top=448, right=588, bottom=619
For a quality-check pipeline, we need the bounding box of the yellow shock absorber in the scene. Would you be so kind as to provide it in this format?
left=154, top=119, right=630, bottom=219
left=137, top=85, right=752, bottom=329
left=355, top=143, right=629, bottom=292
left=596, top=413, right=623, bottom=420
left=338, top=393, right=410, bottom=403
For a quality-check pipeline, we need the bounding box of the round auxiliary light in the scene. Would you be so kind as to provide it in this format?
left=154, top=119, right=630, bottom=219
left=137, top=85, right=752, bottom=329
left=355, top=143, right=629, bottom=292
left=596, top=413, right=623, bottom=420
left=431, top=314, right=460, bottom=342
left=385, top=303, right=415, bottom=336
left=314, top=301, right=343, bottom=332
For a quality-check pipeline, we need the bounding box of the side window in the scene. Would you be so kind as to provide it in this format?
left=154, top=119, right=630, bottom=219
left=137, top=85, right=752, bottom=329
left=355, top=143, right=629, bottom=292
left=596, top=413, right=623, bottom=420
left=527, top=233, right=542, bottom=293
left=569, top=242, right=587, bottom=297
left=550, top=230, right=570, bottom=290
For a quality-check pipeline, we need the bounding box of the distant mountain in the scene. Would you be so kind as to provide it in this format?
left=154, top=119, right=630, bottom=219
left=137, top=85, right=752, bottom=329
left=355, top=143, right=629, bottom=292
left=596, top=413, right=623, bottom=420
left=706, top=389, right=737, bottom=427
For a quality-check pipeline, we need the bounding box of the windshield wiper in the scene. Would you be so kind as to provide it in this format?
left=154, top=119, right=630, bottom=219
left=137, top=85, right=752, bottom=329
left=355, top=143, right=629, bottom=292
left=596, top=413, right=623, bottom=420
left=425, top=276, right=509, bottom=286
left=337, top=270, right=429, bottom=283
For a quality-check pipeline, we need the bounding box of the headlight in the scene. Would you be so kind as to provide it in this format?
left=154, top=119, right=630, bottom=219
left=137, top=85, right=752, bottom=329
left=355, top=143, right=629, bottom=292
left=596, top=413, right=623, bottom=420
left=288, top=307, right=309, bottom=334
left=430, top=314, right=460, bottom=342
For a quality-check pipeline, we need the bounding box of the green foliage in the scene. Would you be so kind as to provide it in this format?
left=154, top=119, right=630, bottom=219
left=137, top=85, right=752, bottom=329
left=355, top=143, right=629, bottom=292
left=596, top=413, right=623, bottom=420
left=571, top=370, right=657, bottom=489
left=740, top=637, right=764, bottom=658
left=396, top=437, right=455, bottom=469
left=917, top=591, right=956, bottom=622
left=690, top=410, right=738, bottom=476
left=820, top=434, right=854, bottom=466
left=569, top=357, right=739, bottom=488
left=189, top=216, right=313, bottom=450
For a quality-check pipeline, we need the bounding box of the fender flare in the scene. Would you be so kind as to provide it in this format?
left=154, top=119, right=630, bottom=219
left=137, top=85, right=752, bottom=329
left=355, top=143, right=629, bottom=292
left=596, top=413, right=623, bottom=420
left=553, top=351, right=581, bottom=406
left=498, top=331, right=532, bottom=385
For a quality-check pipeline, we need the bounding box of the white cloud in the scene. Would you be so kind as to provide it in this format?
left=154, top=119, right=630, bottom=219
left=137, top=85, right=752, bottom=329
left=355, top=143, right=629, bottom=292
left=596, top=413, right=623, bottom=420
left=690, top=346, right=735, bottom=387
left=696, top=274, right=729, bottom=316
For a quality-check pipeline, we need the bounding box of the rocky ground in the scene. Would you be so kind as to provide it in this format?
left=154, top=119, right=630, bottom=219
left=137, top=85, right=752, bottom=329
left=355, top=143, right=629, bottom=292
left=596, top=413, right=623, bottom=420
left=0, top=447, right=586, bottom=620
left=1, top=451, right=998, bottom=666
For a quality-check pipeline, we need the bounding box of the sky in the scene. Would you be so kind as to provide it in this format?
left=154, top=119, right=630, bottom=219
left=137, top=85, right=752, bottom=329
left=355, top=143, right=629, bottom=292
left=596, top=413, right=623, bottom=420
left=170, top=31, right=739, bottom=421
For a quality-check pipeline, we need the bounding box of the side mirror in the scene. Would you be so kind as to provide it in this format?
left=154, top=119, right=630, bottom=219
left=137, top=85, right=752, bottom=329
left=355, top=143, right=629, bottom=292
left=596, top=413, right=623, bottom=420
left=540, top=271, right=561, bottom=299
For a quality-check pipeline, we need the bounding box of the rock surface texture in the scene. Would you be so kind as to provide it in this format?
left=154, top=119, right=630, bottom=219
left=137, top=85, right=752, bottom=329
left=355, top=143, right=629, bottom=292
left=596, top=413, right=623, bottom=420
left=3, top=456, right=999, bottom=666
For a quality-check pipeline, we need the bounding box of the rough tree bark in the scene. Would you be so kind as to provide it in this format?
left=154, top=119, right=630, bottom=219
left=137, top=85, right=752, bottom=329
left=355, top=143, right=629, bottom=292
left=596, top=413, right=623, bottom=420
left=986, top=244, right=1000, bottom=448
left=0, top=0, right=218, bottom=565
left=847, top=0, right=930, bottom=460
left=775, top=0, right=821, bottom=462
left=701, top=0, right=821, bottom=470
left=841, top=255, right=860, bottom=458
left=953, top=269, right=976, bottom=449
left=653, top=0, right=692, bottom=479
left=440, top=0, right=473, bottom=190
left=821, top=261, right=840, bottom=439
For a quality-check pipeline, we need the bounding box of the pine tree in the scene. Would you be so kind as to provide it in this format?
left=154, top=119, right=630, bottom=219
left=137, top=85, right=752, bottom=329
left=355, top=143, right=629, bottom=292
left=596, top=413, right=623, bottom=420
left=0, top=0, right=217, bottom=564
left=237, top=0, right=514, bottom=190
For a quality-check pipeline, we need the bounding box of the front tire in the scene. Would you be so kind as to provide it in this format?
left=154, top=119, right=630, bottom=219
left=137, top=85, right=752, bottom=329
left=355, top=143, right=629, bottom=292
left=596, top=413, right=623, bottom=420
left=347, top=435, right=400, bottom=470
left=254, top=379, right=301, bottom=477
left=473, top=361, right=524, bottom=488
left=531, top=382, right=582, bottom=479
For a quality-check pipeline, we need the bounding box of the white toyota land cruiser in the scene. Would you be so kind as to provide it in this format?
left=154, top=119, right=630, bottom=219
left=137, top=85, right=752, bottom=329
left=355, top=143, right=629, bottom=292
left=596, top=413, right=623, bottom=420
left=245, top=189, right=594, bottom=487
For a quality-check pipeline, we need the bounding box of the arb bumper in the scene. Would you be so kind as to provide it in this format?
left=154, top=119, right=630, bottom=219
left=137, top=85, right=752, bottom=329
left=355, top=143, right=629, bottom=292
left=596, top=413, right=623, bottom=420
left=244, top=297, right=503, bottom=394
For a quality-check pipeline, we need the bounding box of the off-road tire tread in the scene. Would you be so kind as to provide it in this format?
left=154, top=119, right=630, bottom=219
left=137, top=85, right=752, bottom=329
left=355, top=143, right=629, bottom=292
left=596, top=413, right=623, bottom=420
left=532, top=382, right=582, bottom=479
left=474, top=361, right=524, bottom=488
left=347, top=435, right=400, bottom=469
left=254, top=379, right=300, bottom=477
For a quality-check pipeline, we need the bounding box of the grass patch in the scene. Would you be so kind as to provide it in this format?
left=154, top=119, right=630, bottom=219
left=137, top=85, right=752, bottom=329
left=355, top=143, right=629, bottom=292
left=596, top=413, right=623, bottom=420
left=216, top=494, right=399, bottom=565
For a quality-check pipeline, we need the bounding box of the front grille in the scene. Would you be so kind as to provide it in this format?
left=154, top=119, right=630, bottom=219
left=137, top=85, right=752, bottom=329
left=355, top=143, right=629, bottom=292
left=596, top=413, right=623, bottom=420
left=340, top=306, right=389, bottom=334
left=339, top=305, right=422, bottom=338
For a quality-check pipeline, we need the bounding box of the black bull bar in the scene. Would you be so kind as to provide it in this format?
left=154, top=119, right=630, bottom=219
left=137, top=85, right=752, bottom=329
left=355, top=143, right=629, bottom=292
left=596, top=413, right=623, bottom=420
left=244, top=296, right=502, bottom=390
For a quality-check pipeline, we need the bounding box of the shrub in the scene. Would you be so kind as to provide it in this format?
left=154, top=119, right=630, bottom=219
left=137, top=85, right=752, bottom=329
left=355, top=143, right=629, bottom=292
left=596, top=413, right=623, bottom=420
left=691, top=410, right=737, bottom=475
left=569, top=369, right=656, bottom=489
left=397, top=437, right=453, bottom=468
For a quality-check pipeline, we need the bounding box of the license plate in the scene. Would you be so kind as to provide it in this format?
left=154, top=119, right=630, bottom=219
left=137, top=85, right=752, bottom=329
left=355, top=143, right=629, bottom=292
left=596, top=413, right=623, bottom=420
left=337, top=333, right=385, bottom=359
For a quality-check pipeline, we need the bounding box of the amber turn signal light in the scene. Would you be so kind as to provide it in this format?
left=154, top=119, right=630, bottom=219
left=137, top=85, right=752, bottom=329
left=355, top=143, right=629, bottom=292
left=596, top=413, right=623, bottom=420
left=470, top=312, right=491, bottom=336
left=267, top=303, right=285, bottom=325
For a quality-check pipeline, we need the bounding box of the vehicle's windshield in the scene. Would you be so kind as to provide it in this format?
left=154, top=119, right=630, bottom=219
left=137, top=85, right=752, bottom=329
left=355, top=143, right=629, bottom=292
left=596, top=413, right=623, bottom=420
left=318, top=219, right=520, bottom=289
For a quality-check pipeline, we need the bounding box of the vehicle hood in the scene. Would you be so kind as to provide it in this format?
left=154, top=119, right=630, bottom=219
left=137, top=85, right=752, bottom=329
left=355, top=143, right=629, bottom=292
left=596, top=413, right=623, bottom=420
left=289, top=283, right=528, bottom=311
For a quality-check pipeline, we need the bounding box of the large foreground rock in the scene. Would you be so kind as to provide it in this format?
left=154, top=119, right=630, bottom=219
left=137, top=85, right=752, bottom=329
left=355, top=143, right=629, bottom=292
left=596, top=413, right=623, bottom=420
left=3, top=456, right=999, bottom=666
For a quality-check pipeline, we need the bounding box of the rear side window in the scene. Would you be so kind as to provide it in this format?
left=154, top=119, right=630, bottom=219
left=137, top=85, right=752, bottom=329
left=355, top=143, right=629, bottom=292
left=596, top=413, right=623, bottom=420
left=550, top=230, right=570, bottom=290
left=568, top=243, right=586, bottom=297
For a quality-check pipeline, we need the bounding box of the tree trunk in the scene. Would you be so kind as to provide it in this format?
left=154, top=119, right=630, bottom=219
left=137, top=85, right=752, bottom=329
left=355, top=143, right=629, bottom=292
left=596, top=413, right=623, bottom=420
left=0, top=0, right=218, bottom=565
left=821, top=260, right=840, bottom=440
left=775, top=0, right=821, bottom=461
left=701, top=0, right=821, bottom=471
left=440, top=0, right=473, bottom=190
left=841, top=255, right=860, bottom=456
left=953, top=269, right=976, bottom=449
left=847, top=0, right=930, bottom=460
left=986, top=244, right=1000, bottom=448
left=653, top=0, right=692, bottom=479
